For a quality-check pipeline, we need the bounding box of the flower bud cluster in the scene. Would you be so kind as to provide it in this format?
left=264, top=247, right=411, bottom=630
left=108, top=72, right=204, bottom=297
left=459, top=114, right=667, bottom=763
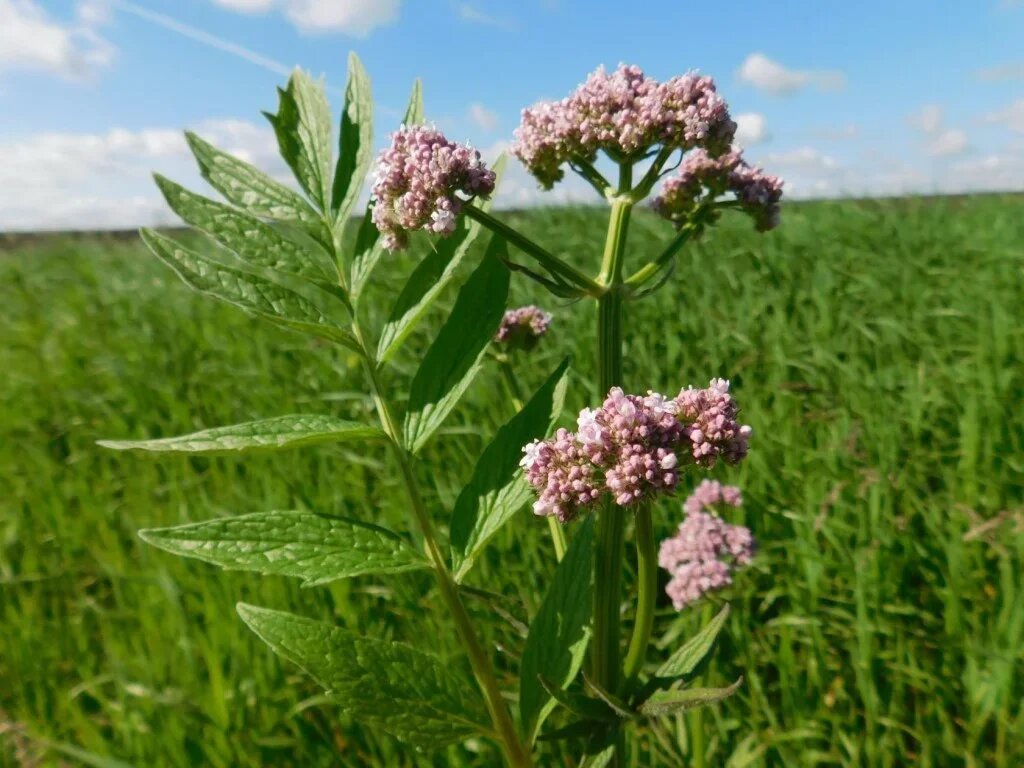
left=371, top=125, right=495, bottom=250
left=659, top=482, right=755, bottom=609
left=652, top=149, right=783, bottom=232
left=494, top=306, right=552, bottom=351
left=512, top=64, right=736, bottom=189
left=521, top=380, right=751, bottom=523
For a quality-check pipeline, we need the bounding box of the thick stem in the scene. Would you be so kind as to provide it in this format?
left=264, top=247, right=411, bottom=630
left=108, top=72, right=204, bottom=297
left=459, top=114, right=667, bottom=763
left=622, top=504, right=656, bottom=688
left=687, top=602, right=714, bottom=768
left=591, top=191, right=632, bottom=716
left=354, top=332, right=531, bottom=767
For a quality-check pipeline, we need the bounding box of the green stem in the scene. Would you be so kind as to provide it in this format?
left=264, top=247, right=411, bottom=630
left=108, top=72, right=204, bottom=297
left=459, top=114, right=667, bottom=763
left=687, top=602, right=713, bottom=768
left=463, top=204, right=603, bottom=296
left=622, top=504, right=656, bottom=689
left=591, top=189, right=633, bottom=733
left=355, top=345, right=531, bottom=767
left=498, top=356, right=567, bottom=562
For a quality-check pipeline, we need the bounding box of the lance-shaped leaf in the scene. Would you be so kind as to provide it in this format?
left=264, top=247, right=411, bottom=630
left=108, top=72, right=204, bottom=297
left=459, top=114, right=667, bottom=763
left=375, top=155, right=507, bottom=364
left=637, top=678, right=743, bottom=718
left=520, top=517, right=594, bottom=744
left=451, top=358, right=570, bottom=581
left=237, top=604, right=489, bottom=747
left=154, top=175, right=334, bottom=281
left=656, top=603, right=731, bottom=679
left=139, top=511, right=425, bottom=586
left=402, top=236, right=510, bottom=454
left=348, top=79, right=426, bottom=302
left=266, top=70, right=334, bottom=212
left=185, top=131, right=322, bottom=231
left=331, top=52, right=373, bottom=227
left=98, top=414, right=383, bottom=454
left=139, top=229, right=360, bottom=351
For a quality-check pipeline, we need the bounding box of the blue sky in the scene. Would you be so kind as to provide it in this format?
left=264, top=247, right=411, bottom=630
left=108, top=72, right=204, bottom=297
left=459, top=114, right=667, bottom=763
left=2, top=0, right=1023, bottom=229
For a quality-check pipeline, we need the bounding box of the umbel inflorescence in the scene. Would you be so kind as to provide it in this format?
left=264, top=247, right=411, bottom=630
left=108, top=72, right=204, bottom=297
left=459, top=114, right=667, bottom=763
left=494, top=305, right=553, bottom=351
left=659, top=481, right=755, bottom=609
left=520, top=380, right=752, bottom=523
left=371, top=124, right=496, bottom=250
left=512, top=64, right=736, bottom=188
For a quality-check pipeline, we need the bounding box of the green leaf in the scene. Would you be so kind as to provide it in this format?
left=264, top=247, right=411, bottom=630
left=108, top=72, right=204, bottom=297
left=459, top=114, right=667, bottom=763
left=98, top=414, right=384, bottom=454
left=451, top=358, right=570, bottom=581
left=237, top=604, right=489, bottom=747
left=637, top=678, right=743, bottom=718
left=520, top=516, right=595, bottom=744
left=375, top=155, right=507, bottom=364
left=331, top=52, right=373, bottom=227
left=139, top=511, right=425, bottom=586
left=139, top=228, right=360, bottom=350
left=656, top=604, right=731, bottom=679
left=403, top=78, right=424, bottom=125
left=184, top=131, right=322, bottom=231
left=266, top=70, right=334, bottom=212
left=154, top=174, right=334, bottom=281
left=402, top=235, right=510, bottom=454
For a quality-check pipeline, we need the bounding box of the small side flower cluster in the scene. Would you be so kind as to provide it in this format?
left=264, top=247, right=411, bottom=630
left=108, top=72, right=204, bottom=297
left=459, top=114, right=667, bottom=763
left=494, top=306, right=552, bottom=351
left=659, top=481, right=755, bottom=610
left=512, top=64, right=736, bottom=189
left=521, top=380, right=751, bottom=523
left=652, top=149, right=783, bottom=232
left=371, top=125, right=496, bottom=250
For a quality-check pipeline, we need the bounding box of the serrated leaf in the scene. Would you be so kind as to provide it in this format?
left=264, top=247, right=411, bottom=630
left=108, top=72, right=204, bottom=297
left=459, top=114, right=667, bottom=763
left=331, top=52, right=373, bottom=227
left=184, top=131, right=322, bottom=231
left=638, top=678, right=743, bottom=718
left=656, top=604, right=731, bottom=679
left=375, top=155, right=507, bottom=364
left=139, top=511, right=425, bottom=586
left=98, top=414, right=383, bottom=454
left=520, top=517, right=594, bottom=744
left=139, top=228, right=359, bottom=350
left=451, top=358, right=570, bottom=581
left=154, top=174, right=334, bottom=281
left=402, top=236, right=510, bottom=454
left=267, top=70, right=334, bottom=212
left=237, top=604, right=489, bottom=747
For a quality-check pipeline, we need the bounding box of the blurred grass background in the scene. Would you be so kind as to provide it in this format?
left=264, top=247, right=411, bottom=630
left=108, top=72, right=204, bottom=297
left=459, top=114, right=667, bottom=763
left=1, top=196, right=1022, bottom=767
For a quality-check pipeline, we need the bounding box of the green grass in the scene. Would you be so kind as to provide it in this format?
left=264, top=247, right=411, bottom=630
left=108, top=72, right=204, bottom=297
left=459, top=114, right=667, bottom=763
left=2, top=196, right=1022, bottom=767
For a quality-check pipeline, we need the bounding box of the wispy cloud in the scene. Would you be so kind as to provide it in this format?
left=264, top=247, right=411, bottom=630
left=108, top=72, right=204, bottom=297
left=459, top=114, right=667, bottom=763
left=974, top=61, right=1024, bottom=81
left=737, top=53, right=845, bottom=95
left=0, top=0, right=114, bottom=80
left=209, top=0, right=400, bottom=36
left=456, top=3, right=517, bottom=29
left=468, top=103, right=499, bottom=132
left=906, top=104, right=969, bottom=157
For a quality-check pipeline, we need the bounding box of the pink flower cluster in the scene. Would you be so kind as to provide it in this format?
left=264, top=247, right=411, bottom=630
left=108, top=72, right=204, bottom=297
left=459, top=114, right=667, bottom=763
left=371, top=125, right=496, bottom=250
left=659, top=482, right=755, bottom=610
left=512, top=64, right=736, bottom=189
left=520, top=380, right=752, bottom=523
left=652, top=149, right=784, bottom=232
left=494, top=305, right=552, bottom=350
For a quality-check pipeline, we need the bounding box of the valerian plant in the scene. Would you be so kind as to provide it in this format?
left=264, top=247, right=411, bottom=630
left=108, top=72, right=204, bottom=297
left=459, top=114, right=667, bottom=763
left=101, top=55, right=782, bottom=767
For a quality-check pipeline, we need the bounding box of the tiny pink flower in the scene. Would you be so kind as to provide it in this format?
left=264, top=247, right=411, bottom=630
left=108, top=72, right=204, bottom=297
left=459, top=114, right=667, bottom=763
left=494, top=306, right=552, bottom=351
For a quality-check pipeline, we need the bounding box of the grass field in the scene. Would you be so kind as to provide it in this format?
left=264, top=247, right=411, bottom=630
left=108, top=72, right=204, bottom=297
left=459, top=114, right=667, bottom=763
left=2, top=195, right=1022, bottom=767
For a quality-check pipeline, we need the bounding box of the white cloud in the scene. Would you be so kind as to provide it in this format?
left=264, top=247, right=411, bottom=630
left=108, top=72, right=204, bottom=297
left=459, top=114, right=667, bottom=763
left=734, top=113, right=768, bottom=147
left=0, top=120, right=284, bottom=231
left=814, top=123, right=859, bottom=140
left=907, top=104, right=944, bottom=134
left=974, top=61, right=1024, bottom=81
left=984, top=98, right=1024, bottom=132
left=926, top=129, right=969, bottom=157
left=737, top=53, right=845, bottom=95
left=456, top=3, right=516, bottom=29
left=210, top=0, right=400, bottom=36
left=0, top=0, right=113, bottom=79
left=468, top=103, right=499, bottom=132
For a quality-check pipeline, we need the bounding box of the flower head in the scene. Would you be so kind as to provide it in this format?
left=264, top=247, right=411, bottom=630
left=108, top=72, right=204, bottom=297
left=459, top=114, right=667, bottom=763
left=513, top=64, right=736, bottom=189
left=659, top=485, right=755, bottom=610
left=494, top=306, right=552, bottom=351
left=652, top=149, right=783, bottom=232
left=521, top=380, right=751, bottom=521
left=371, top=125, right=496, bottom=250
